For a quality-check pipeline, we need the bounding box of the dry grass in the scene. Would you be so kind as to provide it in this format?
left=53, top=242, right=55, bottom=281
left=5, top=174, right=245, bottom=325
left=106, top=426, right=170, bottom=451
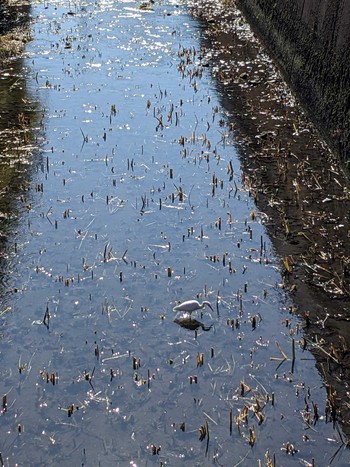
left=0, top=26, right=31, bottom=61
left=0, top=0, right=31, bottom=61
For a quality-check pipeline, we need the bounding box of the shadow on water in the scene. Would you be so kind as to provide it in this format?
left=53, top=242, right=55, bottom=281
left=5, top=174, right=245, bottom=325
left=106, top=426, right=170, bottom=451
left=190, top=0, right=350, bottom=439
left=0, top=57, right=41, bottom=299
left=174, top=316, right=213, bottom=331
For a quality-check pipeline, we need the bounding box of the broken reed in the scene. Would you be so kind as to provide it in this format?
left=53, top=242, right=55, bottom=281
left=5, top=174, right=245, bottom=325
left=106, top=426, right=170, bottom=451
left=270, top=339, right=296, bottom=373
left=233, top=379, right=275, bottom=446
left=199, top=419, right=210, bottom=456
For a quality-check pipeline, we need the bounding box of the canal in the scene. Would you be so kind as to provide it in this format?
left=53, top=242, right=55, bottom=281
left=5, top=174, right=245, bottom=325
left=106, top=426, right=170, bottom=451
left=1, top=0, right=350, bottom=465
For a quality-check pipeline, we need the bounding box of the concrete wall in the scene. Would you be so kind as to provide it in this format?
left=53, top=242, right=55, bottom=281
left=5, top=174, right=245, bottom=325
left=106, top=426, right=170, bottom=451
left=237, top=0, right=350, bottom=165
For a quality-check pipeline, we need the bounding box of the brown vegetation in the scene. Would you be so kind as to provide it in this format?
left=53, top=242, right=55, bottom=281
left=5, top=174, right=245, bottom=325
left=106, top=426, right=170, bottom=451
left=0, top=0, right=31, bottom=62
left=191, top=0, right=350, bottom=437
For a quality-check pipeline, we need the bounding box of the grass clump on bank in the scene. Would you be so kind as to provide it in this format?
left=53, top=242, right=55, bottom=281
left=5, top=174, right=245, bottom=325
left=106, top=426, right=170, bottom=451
left=0, top=0, right=31, bottom=63
left=0, top=26, right=31, bottom=61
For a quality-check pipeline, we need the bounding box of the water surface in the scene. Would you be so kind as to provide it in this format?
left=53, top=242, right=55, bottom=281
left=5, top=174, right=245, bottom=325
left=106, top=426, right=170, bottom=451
left=0, top=1, right=349, bottom=465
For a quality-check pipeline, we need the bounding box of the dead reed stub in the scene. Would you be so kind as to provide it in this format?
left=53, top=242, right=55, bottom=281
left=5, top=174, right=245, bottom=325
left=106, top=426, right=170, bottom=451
left=251, top=315, right=257, bottom=330
left=132, top=357, right=141, bottom=370
left=199, top=421, right=207, bottom=441
left=150, top=444, right=161, bottom=455
left=248, top=426, right=256, bottom=446
left=67, top=404, right=74, bottom=417
left=2, top=394, right=7, bottom=412
left=197, top=352, right=204, bottom=367
left=281, top=442, right=298, bottom=455
left=43, top=305, right=50, bottom=328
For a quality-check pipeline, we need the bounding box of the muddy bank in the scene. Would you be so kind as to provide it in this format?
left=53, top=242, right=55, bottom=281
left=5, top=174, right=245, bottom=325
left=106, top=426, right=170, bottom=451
left=0, top=1, right=31, bottom=61
left=236, top=0, right=350, bottom=167
left=191, top=0, right=350, bottom=437
left=0, top=1, right=30, bottom=35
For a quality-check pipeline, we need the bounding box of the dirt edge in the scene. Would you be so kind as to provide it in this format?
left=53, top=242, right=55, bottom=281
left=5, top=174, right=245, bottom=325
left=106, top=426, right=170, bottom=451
left=190, top=0, right=350, bottom=438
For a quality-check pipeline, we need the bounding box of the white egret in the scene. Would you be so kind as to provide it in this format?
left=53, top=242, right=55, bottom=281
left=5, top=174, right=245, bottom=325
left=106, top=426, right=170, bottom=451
left=173, top=299, right=214, bottom=318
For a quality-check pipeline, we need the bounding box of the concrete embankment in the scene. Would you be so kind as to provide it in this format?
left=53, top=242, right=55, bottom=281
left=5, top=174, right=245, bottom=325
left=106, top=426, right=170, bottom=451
left=237, top=0, right=350, bottom=165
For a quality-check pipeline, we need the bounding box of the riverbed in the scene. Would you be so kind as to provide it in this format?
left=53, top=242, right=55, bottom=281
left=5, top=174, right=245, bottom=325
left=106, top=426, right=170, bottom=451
left=0, top=1, right=349, bottom=465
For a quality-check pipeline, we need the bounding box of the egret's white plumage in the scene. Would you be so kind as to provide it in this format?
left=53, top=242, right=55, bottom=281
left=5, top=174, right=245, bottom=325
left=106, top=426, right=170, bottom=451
left=173, top=299, right=213, bottom=316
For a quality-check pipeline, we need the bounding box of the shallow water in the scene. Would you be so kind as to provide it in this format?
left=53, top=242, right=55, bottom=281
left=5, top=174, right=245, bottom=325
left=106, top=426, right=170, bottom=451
left=0, top=1, right=349, bottom=465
